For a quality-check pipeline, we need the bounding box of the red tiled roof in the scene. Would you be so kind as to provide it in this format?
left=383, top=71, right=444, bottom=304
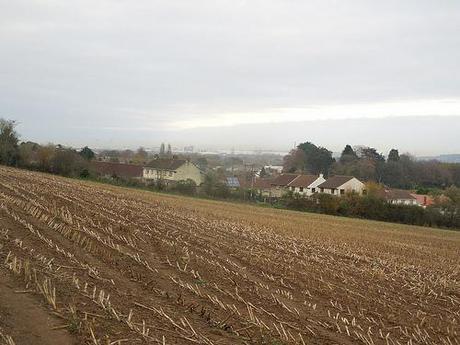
left=317, top=175, right=354, bottom=189
left=287, top=174, right=319, bottom=188
left=410, top=193, right=434, bottom=206
left=91, top=161, right=143, bottom=178
left=253, top=178, right=274, bottom=189
left=237, top=177, right=252, bottom=189
left=271, top=174, right=298, bottom=186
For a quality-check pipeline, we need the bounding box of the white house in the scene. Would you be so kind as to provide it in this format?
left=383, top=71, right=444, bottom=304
left=317, top=175, right=365, bottom=196
left=287, top=174, right=326, bottom=196
left=260, top=165, right=283, bottom=175
left=143, top=159, right=205, bottom=185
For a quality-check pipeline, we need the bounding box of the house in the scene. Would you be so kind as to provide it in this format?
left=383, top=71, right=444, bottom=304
left=143, top=159, right=205, bottom=185
left=259, top=165, right=283, bottom=176
left=317, top=175, right=365, bottom=196
left=262, top=173, right=327, bottom=198
left=270, top=174, right=299, bottom=197
left=380, top=189, right=418, bottom=205
left=411, top=193, right=434, bottom=208
left=91, top=161, right=143, bottom=179
left=286, top=174, right=326, bottom=196
left=253, top=178, right=275, bottom=198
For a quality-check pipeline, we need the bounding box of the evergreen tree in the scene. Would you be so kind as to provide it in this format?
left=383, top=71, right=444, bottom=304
left=359, top=147, right=385, bottom=162
left=340, top=144, right=358, bottom=163
left=297, top=142, right=335, bottom=175
left=79, top=146, right=95, bottom=160
left=0, top=119, right=19, bottom=166
left=388, top=149, right=400, bottom=162
left=259, top=166, right=267, bottom=177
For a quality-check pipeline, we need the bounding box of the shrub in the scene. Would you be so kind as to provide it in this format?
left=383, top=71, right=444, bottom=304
left=280, top=192, right=460, bottom=229
left=173, top=179, right=197, bottom=196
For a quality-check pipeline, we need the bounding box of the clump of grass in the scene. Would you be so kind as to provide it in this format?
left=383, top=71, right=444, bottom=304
left=67, top=305, right=81, bottom=334
left=194, top=279, right=207, bottom=286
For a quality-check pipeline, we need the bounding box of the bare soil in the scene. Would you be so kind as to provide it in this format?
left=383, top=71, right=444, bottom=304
left=0, top=166, right=458, bottom=345
left=0, top=271, right=75, bottom=345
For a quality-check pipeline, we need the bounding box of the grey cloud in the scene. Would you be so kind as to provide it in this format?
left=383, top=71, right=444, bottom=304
left=1, top=0, right=460, bottom=153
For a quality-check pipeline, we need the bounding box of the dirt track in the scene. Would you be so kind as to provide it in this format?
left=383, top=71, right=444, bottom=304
left=0, top=272, right=75, bottom=345
left=0, top=166, right=459, bottom=345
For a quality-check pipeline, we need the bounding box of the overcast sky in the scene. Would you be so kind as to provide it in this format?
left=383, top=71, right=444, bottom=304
left=1, top=0, right=459, bottom=154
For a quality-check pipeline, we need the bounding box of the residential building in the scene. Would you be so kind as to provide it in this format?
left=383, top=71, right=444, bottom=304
left=253, top=178, right=275, bottom=198
left=287, top=174, right=326, bottom=196
left=270, top=173, right=299, bottom=197
left=259, top=165, right=283, bottom=176
left=143, top=159, right=205, bottom=185
left=317, top=175, right=365, bottom=196
left=380, top=189, right=418, bottom=205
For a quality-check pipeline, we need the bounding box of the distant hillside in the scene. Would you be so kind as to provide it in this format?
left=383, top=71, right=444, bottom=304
left=418, top=154, right=460, bottom=163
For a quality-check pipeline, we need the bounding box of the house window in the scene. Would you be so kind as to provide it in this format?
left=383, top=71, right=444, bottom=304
left=340, top=189, right=345, bottom=195
left=331, top=188, right=335, bottom=194
left=299, top=187, right=304, bottom=192
left=320, top=188, right=324, bottom=193
left=312, top=188, right=316, bottom=193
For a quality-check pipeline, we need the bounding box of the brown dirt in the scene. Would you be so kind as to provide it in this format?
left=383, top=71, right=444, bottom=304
left=0, top=271, right=76, bottom=345
left=0, top=166, right=459, bottom=345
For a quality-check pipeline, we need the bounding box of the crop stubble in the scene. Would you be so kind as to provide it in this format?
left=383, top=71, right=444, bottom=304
left=0, top=166, right=459, bottom=345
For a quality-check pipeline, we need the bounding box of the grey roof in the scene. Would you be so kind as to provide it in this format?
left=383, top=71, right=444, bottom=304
left=317, top=175, right=355, bottom=189
left=145, top=159, right=187, bottom=171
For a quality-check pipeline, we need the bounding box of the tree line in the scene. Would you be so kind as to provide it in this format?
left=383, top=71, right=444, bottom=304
left=283, top=141, right=460, bottom=189
left=0, top=119, right=94, bottom=177
left=277, top=187, right=460, bottom=229
left=2, top=118, right=459, bottom=230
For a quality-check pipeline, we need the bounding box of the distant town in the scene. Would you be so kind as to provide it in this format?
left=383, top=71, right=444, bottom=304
left=1, top=118, right=460, bottom=229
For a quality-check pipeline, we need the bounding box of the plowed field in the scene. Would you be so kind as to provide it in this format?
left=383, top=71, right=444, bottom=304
left=0, top=166, right=459, bottom=345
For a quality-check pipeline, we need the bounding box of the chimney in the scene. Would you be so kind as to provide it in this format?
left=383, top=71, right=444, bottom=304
left=319, top=173, right=324, bottom=179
